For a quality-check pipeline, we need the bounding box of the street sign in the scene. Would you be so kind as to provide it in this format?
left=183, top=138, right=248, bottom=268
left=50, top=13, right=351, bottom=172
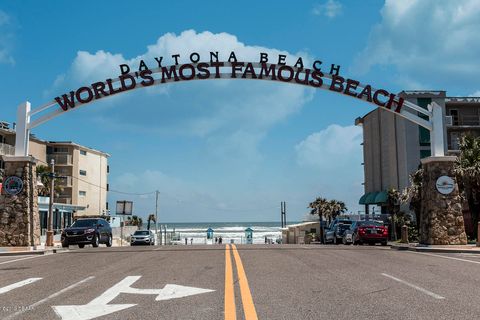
left=435, top=176, right=455, bottom=195
left=116, top=200, right=133, bottom=215
left=52, top=276, right=215, bottom=320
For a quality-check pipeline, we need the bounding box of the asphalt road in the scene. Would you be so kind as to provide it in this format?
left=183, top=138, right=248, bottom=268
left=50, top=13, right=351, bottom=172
left=0, top=244, right=479, bottom=320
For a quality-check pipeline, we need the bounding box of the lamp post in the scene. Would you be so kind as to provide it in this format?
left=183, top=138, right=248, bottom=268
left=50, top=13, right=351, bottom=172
left=46, top=158, right=55, bottom=247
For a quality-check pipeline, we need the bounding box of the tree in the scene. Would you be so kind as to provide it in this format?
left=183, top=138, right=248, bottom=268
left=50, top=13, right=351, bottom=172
left=308, top=197, right=329, bottom=242
left=146, top=214, right=156, bottom=230
left=386, top=188, right=400, bottom=240
left=36, top=165, right=64, bottom=197
left=329, top=199, right=347, bottom=221
left=126, top=215, right=143, bottom=228
left=454, top=135, right=480, bottom=240
left=401, top=167, right=423, bottom=232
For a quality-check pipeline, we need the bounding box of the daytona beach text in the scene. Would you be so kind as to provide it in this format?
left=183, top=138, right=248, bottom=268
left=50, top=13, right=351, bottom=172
left=54, top=51, right=404, bottom=113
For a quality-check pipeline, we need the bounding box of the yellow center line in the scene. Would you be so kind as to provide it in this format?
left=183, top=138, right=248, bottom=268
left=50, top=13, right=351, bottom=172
left=231, top=244, right=258, bottom=320
left=225, top=244, right=236, bottom=320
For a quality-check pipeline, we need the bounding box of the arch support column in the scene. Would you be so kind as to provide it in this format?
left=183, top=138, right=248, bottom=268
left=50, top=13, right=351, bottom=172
left=429, top=101, right=446, bottom=157
left=420, top=156, right=467, bottom=245
left=15, top=101, right=31, bottom=157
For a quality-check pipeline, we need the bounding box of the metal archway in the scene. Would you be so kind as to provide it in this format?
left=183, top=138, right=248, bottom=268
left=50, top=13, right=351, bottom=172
left=14, top=61, right=446, bottom=157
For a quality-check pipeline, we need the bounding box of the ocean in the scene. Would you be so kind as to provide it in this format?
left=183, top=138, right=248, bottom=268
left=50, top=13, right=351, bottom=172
left=146, top=222, right=287, bottom=245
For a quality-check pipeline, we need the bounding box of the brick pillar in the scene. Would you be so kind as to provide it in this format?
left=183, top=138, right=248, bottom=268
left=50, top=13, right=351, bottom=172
left=0, top=156, right=40, bottom=246
left=420, top=156, right=467, bottom=245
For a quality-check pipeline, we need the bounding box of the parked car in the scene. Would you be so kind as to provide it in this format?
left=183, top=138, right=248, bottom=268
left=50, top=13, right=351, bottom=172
left=352, top=221, right=388, bottom=246
left=61, top=218, right=112, bottom=248
left=324, top=219, right=353, bottom=244
left=130, top=230, right=155, bottom=246
left=342, top=222, right=355, bottom=245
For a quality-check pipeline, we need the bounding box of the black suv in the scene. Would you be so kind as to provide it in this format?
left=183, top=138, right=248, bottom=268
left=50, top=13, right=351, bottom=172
left=61, top=218, right=112, bottom=248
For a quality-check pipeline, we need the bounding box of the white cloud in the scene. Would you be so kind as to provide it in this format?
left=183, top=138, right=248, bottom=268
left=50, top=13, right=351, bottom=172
left=295, top=124, right=362, bottom=168
left=0, top=10, right=14, bottom=65
left=48, top=30, right=314, bottom=163
left=312, top=0, right=343, bottom=19
left=352, top=0, right=480, bottom=91
left=295, top=124, right=364, bottom=212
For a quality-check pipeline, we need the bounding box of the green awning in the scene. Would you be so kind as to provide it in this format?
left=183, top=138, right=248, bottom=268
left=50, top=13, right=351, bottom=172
left=374, top=191, right=388, bottom=204
left=359, top=193, right=369, bottom=205
left=365, top=192, right=379, bottom=204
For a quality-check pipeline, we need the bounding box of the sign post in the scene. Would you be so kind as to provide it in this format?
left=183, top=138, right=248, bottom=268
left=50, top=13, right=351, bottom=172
left=116, top=201, right=133, bottom=247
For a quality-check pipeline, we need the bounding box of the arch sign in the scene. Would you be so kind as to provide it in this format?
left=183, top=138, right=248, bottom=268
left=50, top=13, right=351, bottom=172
left=14, top=50, right=445, bottom=158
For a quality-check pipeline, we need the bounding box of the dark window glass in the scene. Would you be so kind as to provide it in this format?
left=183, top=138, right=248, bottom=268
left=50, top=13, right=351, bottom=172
left=71, top=219, right=98, bottom=228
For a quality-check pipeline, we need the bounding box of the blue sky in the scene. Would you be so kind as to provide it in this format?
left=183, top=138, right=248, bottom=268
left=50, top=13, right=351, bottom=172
left=1, top=1, right=479, bottom=222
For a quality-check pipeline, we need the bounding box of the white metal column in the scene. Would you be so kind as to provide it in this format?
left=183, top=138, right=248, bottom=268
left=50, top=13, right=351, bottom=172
left=15, top=101, right=31, bottom=157
left=429, top=101, right=445, bottom=157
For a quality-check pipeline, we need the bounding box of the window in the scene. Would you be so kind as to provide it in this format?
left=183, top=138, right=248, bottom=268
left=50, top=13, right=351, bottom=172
left=450, top=132, right=460, bottom=150
left=53, top=147, right=69, bottom=153
left=106, top=184, right=109, bottom=191
left=417, top=98, right=431, bottom=146
left=420, top=149, right=431, bottom=159
left=449, top=109, right=459, bottom=125
left=107, top=165, right=110, bottom=173
left=79, top=170, right=87, bottom=176
left=79, top=191, right=86, bottom=196
left=80, top=150, right=87, bottom=156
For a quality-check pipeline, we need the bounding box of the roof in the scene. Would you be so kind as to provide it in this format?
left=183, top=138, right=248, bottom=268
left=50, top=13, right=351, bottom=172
left=47, top=141, right=110, bottom=157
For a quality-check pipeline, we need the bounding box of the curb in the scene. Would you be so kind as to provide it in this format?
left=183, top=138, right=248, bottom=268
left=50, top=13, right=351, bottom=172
left=391, top=244, right=480, bottom=254
left=0, top=247, right=68, bottom=257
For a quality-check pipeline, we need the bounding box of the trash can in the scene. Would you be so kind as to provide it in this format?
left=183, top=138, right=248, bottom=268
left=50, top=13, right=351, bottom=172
left=245, top=227, right=253, bottom=244
left=206, top=227, right=214, bottom=240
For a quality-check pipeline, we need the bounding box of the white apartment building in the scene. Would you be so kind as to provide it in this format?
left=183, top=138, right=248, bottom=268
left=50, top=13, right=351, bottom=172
left=0, top=122, right=110, bottom=232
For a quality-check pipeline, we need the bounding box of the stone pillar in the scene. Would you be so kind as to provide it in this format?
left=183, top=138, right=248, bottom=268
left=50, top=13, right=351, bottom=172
left=420, top=156, right=467, bottom=245
left=0, top=156, right=40, bottom=246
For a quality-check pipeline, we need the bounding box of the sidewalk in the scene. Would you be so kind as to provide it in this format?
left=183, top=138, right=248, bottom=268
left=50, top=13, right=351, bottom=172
left=391, top=242, right=480, bottom=254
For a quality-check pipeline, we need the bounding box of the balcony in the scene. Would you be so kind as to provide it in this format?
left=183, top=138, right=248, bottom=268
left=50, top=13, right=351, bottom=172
left=56, top=196, right=72, bottom=205
left=47, top=154, right=73, bottom=165
left=447, top=115, right=480, bottom=127
left=56, top=176, right=73, bottom=187
left=0, top=143, right=15, bottom=156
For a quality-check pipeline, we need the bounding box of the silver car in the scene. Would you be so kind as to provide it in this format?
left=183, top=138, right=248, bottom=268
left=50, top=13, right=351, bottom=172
left=130, top=230, right=155, bottom=246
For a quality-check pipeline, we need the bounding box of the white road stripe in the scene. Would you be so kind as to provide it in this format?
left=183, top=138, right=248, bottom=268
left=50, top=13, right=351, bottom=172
left=0, top=278, right=42, bottom=295
left=410, top=251, right=480, bottom=265
left=0, top=255, right=42, bottom=265
left=4, top=276, right=95, bottom=320
left=381, top=273, right=445, bottom=300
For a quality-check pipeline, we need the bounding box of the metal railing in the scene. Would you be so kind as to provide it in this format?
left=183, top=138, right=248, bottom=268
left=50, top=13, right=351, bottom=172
left=47, top=154, right=73, bottom=165
left=56, top=197, right=72, bottom=204
left=447, top=114, right=480, bottom=126
left=56, top=176, right=73, bottom=187
left=0, top=143, right=15, bottom=156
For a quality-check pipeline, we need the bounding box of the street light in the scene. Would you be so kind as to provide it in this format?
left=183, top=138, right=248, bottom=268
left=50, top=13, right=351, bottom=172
left=46, top=158, right=55, bottom=247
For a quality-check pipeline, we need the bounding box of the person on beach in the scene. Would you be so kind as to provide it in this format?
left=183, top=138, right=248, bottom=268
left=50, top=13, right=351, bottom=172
left=215, top=237, right=218, bottom=244
left=190, top=238, right=193, bottom=245
left=185, top=238, right=187, bottom=245
left=219, top=236, right=222, bottom=244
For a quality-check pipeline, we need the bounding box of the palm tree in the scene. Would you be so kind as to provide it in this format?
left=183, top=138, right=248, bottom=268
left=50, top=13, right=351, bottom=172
left=126, top=215, right=143, bottom=228
left=36, top=165, right=64, bottom=197
left=146, top=214, right=156, bottom=230
left=387, top=188, right=400, bottom=240
left=309, top=197, right=329, bottom=242
left=401, top=167, right=423, bottom=232
left=454, top=135, right=480, bottom=240
left=329, top=200, right=347, bottom=221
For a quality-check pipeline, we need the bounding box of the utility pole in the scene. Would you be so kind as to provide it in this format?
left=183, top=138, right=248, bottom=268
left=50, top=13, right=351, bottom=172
left=280, top=201, right=287, bottom=228
left=318, top=207, right=324, bottom=244
left=155, top=190, right=159, bottom=245
left=46, top=158, right=55, bottom=247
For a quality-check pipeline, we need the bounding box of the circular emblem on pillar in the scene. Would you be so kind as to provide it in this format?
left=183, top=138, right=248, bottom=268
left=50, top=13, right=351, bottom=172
left=435, top=176, right=455, bottom=195
left=3, top=176, right=24, bottom=195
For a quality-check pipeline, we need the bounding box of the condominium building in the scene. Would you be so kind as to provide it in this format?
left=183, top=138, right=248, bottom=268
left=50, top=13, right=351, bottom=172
left=0, top=121, right=110, bottom=232
left=356, top=91, right=480, bottom=222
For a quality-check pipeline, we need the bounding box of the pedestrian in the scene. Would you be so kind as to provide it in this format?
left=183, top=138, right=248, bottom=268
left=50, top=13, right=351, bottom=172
left=215, top=237, right=218, bottom=244
left=219, top=236, right=222, bottom=244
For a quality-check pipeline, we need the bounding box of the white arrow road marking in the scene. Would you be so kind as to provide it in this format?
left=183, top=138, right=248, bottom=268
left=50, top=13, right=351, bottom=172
left=52, top=276, right=215, bottom=320
left=0, top=277, right=42, bottom=294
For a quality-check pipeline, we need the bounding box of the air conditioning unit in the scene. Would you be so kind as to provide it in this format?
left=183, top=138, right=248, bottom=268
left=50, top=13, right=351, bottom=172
left=445, top=115, right=453, bottom=126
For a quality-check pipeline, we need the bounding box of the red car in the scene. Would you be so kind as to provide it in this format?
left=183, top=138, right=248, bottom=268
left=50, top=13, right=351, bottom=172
left=352, top=221, right=388, bottom=246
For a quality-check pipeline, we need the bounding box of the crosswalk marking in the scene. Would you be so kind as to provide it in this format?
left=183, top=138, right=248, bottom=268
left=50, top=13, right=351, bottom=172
left=0, top=278, right=42, bottom=295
